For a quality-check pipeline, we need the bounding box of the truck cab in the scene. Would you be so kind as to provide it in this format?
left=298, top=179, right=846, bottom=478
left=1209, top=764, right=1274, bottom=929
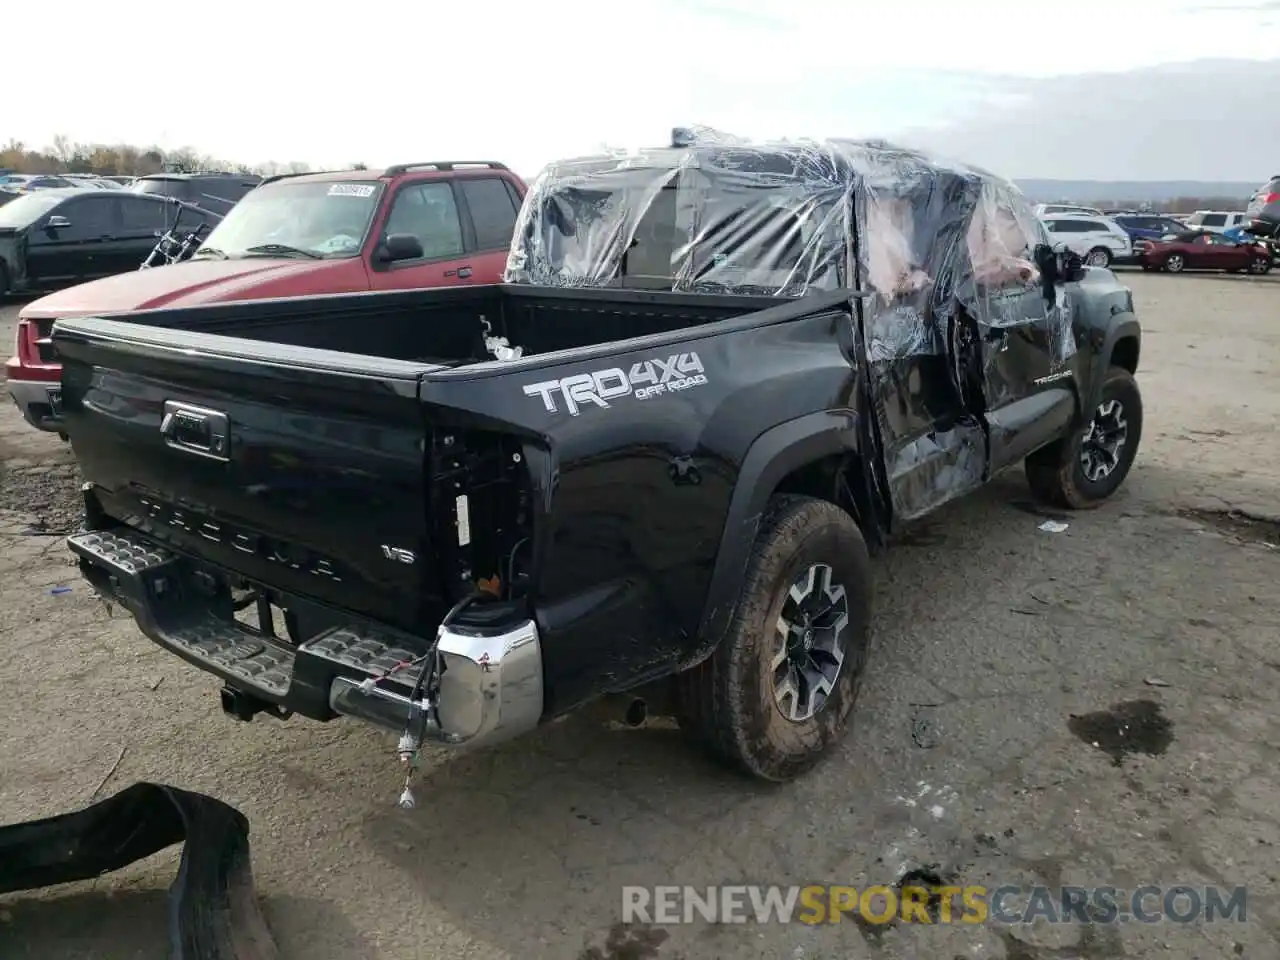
left=6, top=161, right=527, bottom=433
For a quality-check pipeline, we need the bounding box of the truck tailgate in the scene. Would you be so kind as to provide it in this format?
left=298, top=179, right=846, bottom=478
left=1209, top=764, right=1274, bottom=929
left=53, top=317, right=441, bottom=629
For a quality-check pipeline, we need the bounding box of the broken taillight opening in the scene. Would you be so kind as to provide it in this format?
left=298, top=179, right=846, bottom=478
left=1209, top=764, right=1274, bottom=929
left=15, top=319, right=42, bottom=366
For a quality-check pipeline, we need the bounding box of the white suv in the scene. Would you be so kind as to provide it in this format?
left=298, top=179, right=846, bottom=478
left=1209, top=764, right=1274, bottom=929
left=1185, top=210, right=1250, bottom=234
left=1034, top=203, right=1104, bottom=217
left=1040, top=213, right=1133, bottom=267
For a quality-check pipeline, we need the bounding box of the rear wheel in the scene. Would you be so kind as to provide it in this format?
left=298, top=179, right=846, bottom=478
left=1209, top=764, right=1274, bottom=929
left=1026, top=365, right=1143, bottom=509
left=1249, top=257, right=1272, bottom=275
left=1164, top=253, right=1186, bottom=273
left=676, top=496, right=872, bottom=782
left=1085, top=247, right=1112, bottom=268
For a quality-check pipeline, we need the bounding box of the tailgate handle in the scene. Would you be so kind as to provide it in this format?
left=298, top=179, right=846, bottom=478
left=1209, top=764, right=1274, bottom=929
left=160, top=400, right=231, bottom=462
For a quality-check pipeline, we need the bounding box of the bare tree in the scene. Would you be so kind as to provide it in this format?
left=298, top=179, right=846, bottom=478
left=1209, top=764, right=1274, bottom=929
left=50, top=134, right=77, bottom=168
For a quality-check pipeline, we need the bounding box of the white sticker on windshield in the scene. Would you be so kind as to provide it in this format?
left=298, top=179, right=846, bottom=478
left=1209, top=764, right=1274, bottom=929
left=328, top=184, right=375, bottom=198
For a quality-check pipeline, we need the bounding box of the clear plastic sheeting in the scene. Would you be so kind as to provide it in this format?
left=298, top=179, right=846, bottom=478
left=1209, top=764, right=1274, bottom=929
left=506, top=126, right=1075, bottom=370
left=887, top=420, right=987, bottom=522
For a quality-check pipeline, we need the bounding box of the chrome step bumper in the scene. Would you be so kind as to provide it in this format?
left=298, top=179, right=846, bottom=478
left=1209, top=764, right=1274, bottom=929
left=321, top=620, right=543, bottom=748
left=68, top=527, right=544, bottom=752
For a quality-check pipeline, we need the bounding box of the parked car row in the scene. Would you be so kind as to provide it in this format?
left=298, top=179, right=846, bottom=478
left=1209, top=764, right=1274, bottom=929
left=0, top=172, right=129, bottom=194
left=1033, top=174, right=1280, bottom=274
left=5, top=160, right=528, bottom=433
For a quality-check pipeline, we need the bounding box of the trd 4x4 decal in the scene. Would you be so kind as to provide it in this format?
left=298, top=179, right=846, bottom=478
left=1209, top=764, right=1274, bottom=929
left=522, top=352, right=708, bottom=416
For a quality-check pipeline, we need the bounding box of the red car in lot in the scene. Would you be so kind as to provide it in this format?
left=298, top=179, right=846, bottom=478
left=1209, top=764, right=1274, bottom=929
left=6, top=161, right=527, bottom=434
left=1135, top=229, right=1273, bottom=275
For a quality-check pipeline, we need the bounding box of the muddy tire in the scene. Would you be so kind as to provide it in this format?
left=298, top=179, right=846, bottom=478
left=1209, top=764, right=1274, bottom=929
left=1026, top=365, right=1143, bottom=509
left=675, top=496, right=872, bottom=782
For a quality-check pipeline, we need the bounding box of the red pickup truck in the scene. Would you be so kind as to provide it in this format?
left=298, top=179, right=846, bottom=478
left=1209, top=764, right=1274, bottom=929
left=6, top=161, right=527, bottom=433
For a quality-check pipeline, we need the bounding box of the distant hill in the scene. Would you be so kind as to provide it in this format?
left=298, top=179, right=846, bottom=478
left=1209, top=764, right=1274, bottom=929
left=1014, top=179, right=1260, bottom=204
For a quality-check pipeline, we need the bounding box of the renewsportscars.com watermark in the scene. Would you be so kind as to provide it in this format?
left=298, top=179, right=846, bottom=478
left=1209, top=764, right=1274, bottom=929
left=622, top=885, right=1247, bottom=926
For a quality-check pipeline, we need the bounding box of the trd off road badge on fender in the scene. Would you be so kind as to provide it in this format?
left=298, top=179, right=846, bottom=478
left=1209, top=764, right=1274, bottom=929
left=522, top=352, right=708, bottom=416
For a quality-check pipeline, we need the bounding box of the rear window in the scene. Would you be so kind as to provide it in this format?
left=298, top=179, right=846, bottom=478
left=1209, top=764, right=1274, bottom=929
left=132, top=177, right=186, bottom=199
left=0, top=192, right=65, bottom=228
left=1195, top=213, right=1227, bottom=227
left=522, top=172, right=830, bottom=293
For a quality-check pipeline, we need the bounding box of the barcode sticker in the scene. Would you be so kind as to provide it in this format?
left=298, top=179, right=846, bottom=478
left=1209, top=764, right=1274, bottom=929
left=327, top=184, right=376, bottom=198
left=456, top=494, right=471, bottom=547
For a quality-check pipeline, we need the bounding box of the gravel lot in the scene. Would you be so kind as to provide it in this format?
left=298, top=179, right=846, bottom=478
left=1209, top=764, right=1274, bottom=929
left=1, top=272, right=1279, bottom=960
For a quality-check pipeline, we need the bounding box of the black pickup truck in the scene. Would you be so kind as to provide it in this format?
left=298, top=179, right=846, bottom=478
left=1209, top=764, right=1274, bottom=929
left=53, top=132, right=1142, bottom=784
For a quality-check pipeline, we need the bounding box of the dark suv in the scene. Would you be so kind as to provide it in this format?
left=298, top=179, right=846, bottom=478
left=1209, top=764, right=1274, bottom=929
left=129, top=173, right=262, bottom=214
left=0, top=188, right=183, bottom=298
left=1245, top=175, right=1280, bottom=241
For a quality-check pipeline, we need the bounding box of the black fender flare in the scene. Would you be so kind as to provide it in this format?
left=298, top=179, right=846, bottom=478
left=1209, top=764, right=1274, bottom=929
left=694, top=408, right=860, bottom=659
left=1080, top=313, right=1141, bottom=420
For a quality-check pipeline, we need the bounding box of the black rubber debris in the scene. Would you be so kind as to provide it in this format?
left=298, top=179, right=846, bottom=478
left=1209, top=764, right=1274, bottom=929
left=0, top=781, right=278, bottom=960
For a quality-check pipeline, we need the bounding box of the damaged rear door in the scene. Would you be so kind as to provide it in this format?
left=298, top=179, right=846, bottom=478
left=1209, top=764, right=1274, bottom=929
left=960, top=185, right=1078, bottom=473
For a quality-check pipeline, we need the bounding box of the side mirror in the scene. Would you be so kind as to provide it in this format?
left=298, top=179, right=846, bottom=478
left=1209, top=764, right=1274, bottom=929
left=1060, top=248, right=1087, bottom=282
left=378, top=233, right=424, bottom=263
left=1033, top=242, right=1058, bottom=301
left=45, top=215, right=72, bottom=230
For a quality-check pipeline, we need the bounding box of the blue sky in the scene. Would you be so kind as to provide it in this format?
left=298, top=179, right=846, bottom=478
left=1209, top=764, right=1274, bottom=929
left=6, top=0, right=1278, bottom=179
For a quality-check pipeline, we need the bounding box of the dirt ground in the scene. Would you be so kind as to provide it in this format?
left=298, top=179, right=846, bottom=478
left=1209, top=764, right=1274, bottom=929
left=1, top=271, right=1278, bottom=960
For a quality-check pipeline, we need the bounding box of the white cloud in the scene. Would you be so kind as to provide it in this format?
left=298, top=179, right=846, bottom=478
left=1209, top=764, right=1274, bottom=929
left=5, top=0, right=1278, bottom=177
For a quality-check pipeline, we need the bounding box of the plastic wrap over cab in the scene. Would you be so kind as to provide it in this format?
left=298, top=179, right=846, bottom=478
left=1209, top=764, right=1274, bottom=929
left=506, top=126, right=1075, bottom=369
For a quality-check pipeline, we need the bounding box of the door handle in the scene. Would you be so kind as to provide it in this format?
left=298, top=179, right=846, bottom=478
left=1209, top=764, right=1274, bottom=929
left=457, top=265, right=472, bottom=279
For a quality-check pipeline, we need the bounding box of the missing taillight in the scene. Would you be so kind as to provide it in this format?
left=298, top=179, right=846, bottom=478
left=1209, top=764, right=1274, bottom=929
left=431, top=430, right=534, bottom=602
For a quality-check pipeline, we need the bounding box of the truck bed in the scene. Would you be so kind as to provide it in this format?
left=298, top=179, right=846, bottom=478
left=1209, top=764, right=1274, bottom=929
left=53, top=279, right=860, bottom=721
left=73, top=284, right=774, bottom=368
left=51, top=283, right=850, bottom=637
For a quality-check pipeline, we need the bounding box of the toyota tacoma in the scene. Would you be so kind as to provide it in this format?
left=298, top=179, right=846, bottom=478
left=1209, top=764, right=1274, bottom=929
left=51, top=130, right=1142, bottom=785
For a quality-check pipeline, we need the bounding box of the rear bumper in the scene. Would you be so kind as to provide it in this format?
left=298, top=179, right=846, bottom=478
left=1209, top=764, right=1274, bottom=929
left=1246, top=217, right=1278, bottom=240
left=68, top=523, right=545, bottom=752
left=6, top=372, right=64, bottom=432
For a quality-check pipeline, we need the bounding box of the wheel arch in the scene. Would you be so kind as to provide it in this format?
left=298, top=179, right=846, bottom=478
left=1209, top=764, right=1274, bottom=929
left=1082, top=314, right=1141, bottom=417
left=695, top=410, right=871, bottom=664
